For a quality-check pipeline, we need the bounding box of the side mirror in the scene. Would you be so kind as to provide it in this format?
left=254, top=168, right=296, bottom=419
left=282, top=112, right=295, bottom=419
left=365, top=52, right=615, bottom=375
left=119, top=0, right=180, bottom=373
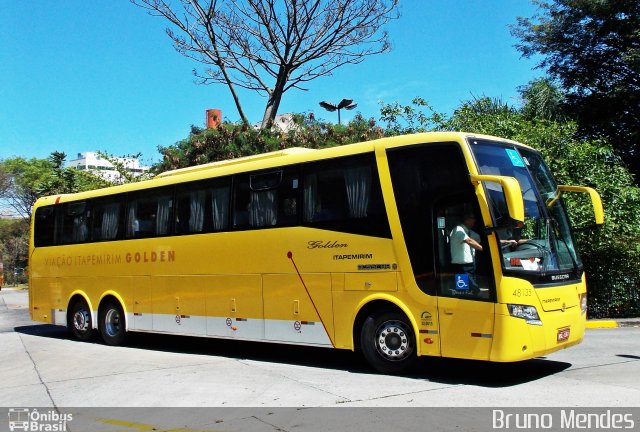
left=547, top=185, right=604, bottom=226
left=471, top=174, right=525, bottom=226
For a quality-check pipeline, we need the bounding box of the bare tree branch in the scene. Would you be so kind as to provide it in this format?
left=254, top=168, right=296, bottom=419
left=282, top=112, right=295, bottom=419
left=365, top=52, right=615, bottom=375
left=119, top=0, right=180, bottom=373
left=132, top=0, right=399, bottom=127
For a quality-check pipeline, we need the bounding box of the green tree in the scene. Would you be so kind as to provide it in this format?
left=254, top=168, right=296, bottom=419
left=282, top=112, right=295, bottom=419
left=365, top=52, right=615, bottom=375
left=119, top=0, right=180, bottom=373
left=512, top=0, right=640, bottom=178
left=0, top=218, right=29, bottom=286
left=0, top=153, right=109, bottom=219
left=154, top=114, right=384, bottom=173
left=519, top=78, right=566, bottom=121
left=378, top=97, right=447, bottom=135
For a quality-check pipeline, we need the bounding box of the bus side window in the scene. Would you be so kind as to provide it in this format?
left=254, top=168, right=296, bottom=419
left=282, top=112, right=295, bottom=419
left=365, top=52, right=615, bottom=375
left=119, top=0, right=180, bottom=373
left=127, top=188, right=174, bottom=238
left=232, top=176, right=252, bottom=228
left=302, top=167, right=348, bottom=224
left=302, top=154, right=390, bottom=238
left=34, top=206, right=57, bottom=247
left=232, top=168, right=297, bottom=230
left=249, top=171, right=280, bottom=227
left=175, top=178, right=230, bottom=234
left=92, top=198, right=123, bottom=241
left=276, top=169, right=299, bottom=227
left=60, top=201, right=90, bottom=244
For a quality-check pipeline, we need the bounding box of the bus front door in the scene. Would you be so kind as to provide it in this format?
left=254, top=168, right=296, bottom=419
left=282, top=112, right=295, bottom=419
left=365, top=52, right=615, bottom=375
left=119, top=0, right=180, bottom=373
left=434, top=199, right=495, bottom=360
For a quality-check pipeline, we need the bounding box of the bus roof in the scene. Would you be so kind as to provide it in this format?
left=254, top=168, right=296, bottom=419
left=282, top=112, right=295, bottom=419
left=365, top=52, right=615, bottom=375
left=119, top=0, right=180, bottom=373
left=156, top=147, right=317, bottom=178
left=33, top=132, right=534, bottom=207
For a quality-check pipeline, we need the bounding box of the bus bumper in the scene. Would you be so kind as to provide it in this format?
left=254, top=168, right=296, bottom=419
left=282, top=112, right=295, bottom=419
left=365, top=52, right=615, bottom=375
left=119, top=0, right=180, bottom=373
left=490, top=304, right=586, bottom=362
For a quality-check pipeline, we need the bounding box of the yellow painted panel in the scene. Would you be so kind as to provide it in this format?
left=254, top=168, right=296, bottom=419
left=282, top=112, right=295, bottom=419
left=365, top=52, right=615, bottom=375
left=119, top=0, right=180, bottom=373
left=438, top=297, right=495, bottom=360
left=157, top=276, right=205, bottom=315
left=131, top=277, right=152, bottom=330
left=203, top=274, right=263, bottom=319
left=151, top=276, right=207, bottom=335
left=30, top=278, right=56, bottom=323
left=345, top=272, right=397, bottom=292
left=263, top=273, right=333, bottom=343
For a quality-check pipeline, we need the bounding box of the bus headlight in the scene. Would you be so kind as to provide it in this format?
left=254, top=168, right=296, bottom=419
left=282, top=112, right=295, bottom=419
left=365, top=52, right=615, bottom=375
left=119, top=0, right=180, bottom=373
left=508, top=304, right=542, bottom=325
left=579, top=293, right=587, bottom=315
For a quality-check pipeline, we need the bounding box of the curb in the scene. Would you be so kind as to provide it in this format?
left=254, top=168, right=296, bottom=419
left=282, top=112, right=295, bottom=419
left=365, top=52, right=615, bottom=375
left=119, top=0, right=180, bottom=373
left=586, top=320, right=619, bottom=329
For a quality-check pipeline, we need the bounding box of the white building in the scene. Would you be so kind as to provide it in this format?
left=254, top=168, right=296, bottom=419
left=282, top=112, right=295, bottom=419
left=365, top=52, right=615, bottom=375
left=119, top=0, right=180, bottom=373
left=253, top=113, right=298, bottom=132
left=67, top=152, right=149, bottom=183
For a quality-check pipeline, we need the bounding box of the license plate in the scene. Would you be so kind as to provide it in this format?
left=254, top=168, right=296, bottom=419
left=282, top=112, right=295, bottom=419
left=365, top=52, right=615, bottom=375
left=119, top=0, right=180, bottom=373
left=557, top=327, right=570, bottom=343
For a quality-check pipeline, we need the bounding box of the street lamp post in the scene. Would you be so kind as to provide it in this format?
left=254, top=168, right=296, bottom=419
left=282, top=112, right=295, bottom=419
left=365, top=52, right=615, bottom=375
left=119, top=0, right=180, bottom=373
left=319, top=99, right=357, bottom=125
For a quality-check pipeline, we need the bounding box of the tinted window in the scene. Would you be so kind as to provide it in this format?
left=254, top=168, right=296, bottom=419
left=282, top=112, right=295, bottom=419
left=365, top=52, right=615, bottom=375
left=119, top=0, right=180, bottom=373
left=59, top=201, right=90, bottom=244
left=126, top=188, right=174, bottom=239
left=175, top=178, right=231, bottom=234
left=34, top=206, right=57, bottom=247
left=233, top=168, right=299, bottom=229
left=92, top=196, right=124, bottom=241
left=302, top=154, right=390, bottom=238
left=387, top=144, right=473, bottom=293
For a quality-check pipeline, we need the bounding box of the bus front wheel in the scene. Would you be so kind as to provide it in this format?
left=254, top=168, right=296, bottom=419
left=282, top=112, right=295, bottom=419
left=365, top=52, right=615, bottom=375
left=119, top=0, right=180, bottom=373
left=360, top=311, right=417, bottom=374
left=68, top=299, right=94, bottom=342
left=99, top=299, right=127, bottom=346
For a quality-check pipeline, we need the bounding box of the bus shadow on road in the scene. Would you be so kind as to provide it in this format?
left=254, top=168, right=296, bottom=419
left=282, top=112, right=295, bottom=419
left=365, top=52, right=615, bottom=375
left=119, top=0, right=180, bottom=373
left=15, top=324, right=571, bottom=388
left=15, top=324, right=68, bottom=339
left=411, top=356, right=571, bottom=387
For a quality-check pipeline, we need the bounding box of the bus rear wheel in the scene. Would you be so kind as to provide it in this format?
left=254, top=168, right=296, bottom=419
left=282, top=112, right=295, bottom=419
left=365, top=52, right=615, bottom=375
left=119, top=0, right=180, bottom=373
left=68, top=298, right=94, bottom=341
left=360, top=311, right=417, bottom=374
left=99, top=299, right=127, bottom=346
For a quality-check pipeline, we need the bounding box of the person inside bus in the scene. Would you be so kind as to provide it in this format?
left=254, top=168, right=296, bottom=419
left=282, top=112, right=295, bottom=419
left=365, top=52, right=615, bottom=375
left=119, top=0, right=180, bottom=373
left=449, top=212, right=483, bottom=292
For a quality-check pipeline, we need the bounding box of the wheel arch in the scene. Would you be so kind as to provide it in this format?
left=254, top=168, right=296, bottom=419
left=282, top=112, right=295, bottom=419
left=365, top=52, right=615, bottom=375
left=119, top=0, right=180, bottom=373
left=98, top=291, right=129, bottom=331
left=67, top=291, right=95, bottom=329
left=352, top=295, right=421, bottom=356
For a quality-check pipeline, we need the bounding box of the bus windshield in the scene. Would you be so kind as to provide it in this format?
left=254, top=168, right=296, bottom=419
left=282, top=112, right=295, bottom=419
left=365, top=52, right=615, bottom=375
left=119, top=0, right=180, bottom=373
left=469, top=138, right=582, bottom=280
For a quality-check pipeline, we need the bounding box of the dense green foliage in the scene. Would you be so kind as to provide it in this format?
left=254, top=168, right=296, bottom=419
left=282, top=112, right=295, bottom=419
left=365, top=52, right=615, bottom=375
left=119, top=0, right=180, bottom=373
left=1, top=153, right=110, bottom=219
left=512, top=0, right=640, bottom=178
left=0, top=153, right=109, bottom=282
left=154, top=115, right=386, bottom=172
left=0, top=218, right=29, bottom=286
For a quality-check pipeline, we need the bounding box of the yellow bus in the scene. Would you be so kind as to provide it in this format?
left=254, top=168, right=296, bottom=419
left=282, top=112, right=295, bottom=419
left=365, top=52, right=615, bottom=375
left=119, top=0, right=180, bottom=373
left=29, top=132, right=604, bottom=373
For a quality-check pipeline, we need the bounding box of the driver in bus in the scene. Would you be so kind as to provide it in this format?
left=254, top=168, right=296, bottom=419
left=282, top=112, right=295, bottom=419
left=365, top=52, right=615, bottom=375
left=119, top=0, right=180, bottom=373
left=449, top=212, right=484, bottom=292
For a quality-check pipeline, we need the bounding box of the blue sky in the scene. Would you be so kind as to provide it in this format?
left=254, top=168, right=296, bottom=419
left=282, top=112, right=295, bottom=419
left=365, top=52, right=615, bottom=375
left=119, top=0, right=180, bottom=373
left=0, top=1, right=542, bottom=164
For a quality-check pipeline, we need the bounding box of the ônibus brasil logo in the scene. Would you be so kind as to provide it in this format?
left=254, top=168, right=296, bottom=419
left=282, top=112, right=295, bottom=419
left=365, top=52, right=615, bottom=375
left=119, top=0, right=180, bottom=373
left=8, top=409, right=73, bottom=432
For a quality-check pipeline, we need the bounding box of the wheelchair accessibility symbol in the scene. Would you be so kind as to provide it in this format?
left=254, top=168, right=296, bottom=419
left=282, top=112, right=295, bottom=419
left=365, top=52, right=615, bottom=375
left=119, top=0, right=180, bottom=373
left=455, top=274, right=470, bottom=290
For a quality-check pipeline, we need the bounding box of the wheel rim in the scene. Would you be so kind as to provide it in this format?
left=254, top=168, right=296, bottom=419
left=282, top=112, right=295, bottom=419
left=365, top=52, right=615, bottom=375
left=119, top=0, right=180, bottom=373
left=73, top=308, right=90, bottom=333
left=375, top=320, right=413, bottom=361
left=104, top=308, right=121, bottom=337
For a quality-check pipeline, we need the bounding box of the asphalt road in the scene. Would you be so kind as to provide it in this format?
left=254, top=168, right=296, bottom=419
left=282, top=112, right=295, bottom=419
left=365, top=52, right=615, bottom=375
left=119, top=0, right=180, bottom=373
left=2, top=287, right=640, bottom=409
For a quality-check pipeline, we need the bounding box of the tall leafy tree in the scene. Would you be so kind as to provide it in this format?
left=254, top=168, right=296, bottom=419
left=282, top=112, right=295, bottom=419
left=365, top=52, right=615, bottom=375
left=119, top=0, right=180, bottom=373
left=0, top=218, right=29, bottom=285
left=132, top=0, right=399, bottom=127
left=512, top=0, right=640, bottom=177
left=0, top=154, right=109, bottom=219
left=519, top=77, right=566, bottom=121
